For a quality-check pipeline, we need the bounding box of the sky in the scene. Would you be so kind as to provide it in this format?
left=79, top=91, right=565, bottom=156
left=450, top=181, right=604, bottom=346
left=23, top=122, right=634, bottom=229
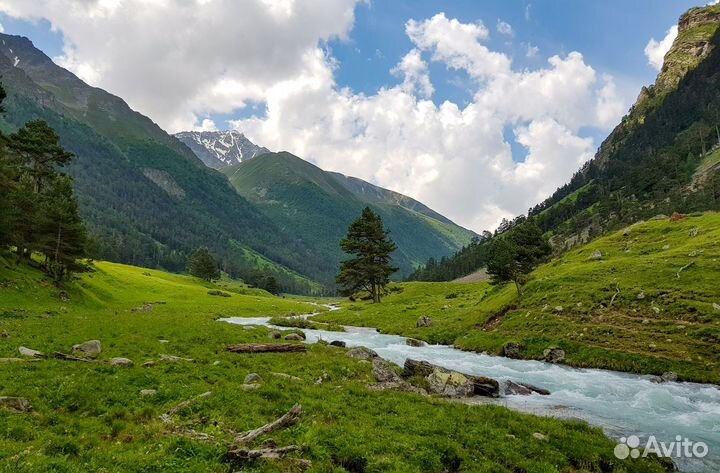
left=0, top=0, right=708, bottom=233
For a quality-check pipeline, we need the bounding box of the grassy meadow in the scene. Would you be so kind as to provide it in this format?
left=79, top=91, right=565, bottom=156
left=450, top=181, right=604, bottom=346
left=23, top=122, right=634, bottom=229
left=316, top=212, right=720, bottom=383
left=0, top=255, right=670, bottom=472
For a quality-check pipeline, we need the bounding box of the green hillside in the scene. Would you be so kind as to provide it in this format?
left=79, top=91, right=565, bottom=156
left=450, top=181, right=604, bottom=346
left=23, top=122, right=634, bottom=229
left=223, top=152, right=476, bottom=282
left=0, top=254, right=668, bottom=473
left=0, top=34, right=325, bottom=294
left=317, top=212, right=720, bottom=383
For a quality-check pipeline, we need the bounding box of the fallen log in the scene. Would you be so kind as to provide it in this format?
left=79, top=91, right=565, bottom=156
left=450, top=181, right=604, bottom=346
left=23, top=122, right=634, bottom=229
left=54, top=352, right=94, bottom=362
left=228, top=445, right=299, bottom=461
left=233, top=403, right=302, bottom=446
left=227, top=343, right=307, bottom=354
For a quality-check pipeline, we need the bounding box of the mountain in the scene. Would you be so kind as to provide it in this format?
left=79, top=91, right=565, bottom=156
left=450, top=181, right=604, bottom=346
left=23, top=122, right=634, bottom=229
left=222, top=152, right=477, bottom=280
left=0, top=33, right=321, bottom=293
left=174, top=130, right=270, bottom=169
left=412, top=3, right=720, bottom=281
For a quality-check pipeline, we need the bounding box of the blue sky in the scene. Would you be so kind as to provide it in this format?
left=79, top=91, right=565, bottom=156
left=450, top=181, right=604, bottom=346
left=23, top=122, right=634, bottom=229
left=0, top=0, right=707, bottom=231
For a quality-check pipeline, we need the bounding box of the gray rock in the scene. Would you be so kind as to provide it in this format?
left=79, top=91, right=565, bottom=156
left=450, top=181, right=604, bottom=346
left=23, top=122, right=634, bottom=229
left=0, top=331, right=9, bottom=338
left=110, top=357, right=133, bottom=367
left=18, top=346, right=44, bottom=358
left=346, top=346, right=378, bottom=360
left=533, top=432, right=548, bottom=441
left=416, top=316, right=433, bottom=327
left=543, top=348, right=565, bottom=363
left=554, top=306, right=564, bottom=313
left=623, top=228, right=631, bottom=237
left=503, top=342, right=522, bottom=359
left=661, top=371, right=678, bottom=383
left=637, top=292, right=646, bottom=300
left=329, top=340, right=346, bottom=348
left=244, top=373, right=262, bottom=384
left=426, top=368, right=474, bottom=397
left=405, top=338, right=425, bottom=347
left=589, top=250, right=603, bottom=260
left=72, top=340, right=101, bottom=357
left=471, top=375, right=500, bottom=397
left=59, top=291, right=69, bottom=303
left=662, top=244, right=671, bottom=250
left=159, top=354, right=194, bottom=363
left=689, top=228, right=700, bottom=237
left=0, top=396, right=32, bottom=412
left=404, top=359, right=499, bottom=398
left=284, top=333, right=304, bottom=341
left=140, top=389, right=157, bottom=397
left=372, top=358, right=402, bottom=383
left=268, top=331, right=282, bottom=339
left=713, top=303, right=720, bottom=312
left=241, top=384, right=260, bottom=391
left=503, top=380, right=550, bottom=396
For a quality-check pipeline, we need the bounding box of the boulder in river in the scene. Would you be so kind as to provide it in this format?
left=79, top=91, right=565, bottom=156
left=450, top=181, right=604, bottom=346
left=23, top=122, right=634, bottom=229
left=660, top=371, right=678, bottom=383
left=503, top=380, right=550, bottom=396
left=72, top=340, right=101, bottom=357
left=427, top=369, right=474, bottom=397
left=329, top=340, right=346, bottom=348
left=416, top=316, right=433, bottom=327
left=404, top=358, right=499, bottom=398
left=405, top=338, right=425, bottom=347
left=346, top=346, right=378, bottom=360
left=543, top=348, right=565, bottom=363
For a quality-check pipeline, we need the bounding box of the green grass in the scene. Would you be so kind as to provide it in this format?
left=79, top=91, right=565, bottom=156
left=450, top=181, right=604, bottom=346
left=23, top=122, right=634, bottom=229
left=0, top=255, right=669, bottom=472
left=317, top=213, right=720, bottom=383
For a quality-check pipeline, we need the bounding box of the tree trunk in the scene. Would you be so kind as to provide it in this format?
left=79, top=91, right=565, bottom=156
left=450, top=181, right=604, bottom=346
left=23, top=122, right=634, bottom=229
left=53, top=224, right=62, bottom=283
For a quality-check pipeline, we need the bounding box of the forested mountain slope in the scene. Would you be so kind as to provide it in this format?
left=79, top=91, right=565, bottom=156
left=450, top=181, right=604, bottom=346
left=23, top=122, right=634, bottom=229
left=223, top=152, right=476, bottom=281
left=0, top=33, right=323, bottom=293
left=412, top=4, right=720, bottom=281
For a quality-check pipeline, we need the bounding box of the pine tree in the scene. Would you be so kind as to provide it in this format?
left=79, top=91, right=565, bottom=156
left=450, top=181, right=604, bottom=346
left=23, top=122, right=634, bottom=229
left=36, top=176, right=87, bottom=283
left=486, top=222, right=551, bottom=297
left=336, top=207, right=398, bottom=303
left=9, top=120, right=73, bottom=194
left=188, top=247, right=219, bottom=281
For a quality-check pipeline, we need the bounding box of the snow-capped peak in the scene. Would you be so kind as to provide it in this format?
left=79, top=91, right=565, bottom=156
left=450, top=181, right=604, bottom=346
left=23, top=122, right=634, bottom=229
left=175, top=130, right=270, bottom=169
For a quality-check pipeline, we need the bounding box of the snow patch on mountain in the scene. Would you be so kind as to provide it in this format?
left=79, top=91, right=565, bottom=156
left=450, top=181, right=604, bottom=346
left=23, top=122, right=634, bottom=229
left=175, top=130, right=270, bottom=169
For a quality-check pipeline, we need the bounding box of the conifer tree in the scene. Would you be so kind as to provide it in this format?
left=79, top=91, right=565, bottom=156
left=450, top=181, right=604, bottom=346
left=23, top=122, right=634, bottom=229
left=336, top=207, right=397, bottom=303
left=188, top=247, right=220, bottom=281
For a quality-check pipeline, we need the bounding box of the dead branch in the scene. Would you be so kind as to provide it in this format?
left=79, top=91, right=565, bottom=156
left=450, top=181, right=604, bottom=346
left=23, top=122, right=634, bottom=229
left=228, top=445, right=299, bottom=461
left=160, top=391, right=213, bottom=425
left=54, top=352, right=94, bottom=362
left=227, top=343, right=307, bottom=354
left=232, top=403, right=302, bottom=447
left=609, top=284, right=620, bottom=306
left=677, top=261, right=695, bottom=279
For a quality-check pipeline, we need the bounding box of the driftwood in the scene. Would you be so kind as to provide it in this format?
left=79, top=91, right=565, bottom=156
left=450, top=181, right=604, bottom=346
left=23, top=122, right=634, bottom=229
left=227, top=343, right=307, bottom=354
left=54, top=352, right=94, bottom=362
left=609, top=284, right=621, bottom=306
left=160, top=391, right=213, bottom=424
left=233, top=403, right=302, bottom=446
left=677, top=261, right=695, bottom=279
left=228, top=445, right=299, bottom=461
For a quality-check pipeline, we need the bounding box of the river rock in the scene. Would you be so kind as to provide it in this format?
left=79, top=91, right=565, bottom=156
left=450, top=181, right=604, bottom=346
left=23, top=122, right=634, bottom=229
left=110, top=357, right=133, bottom=367
left=589, top=250, right=603, bottom=260
left=660, top=371, right=678, bottom=383
left=329, top=340, right=346, bottom=348
left=372, top=358, right=403, bottom=383
left=0, top=396, right=32, bottom=412
left=72, top=340, right=101, bottom=357
left=268, top=331, right=282, bottom=339
left=244, top=373, right=262, bottom=384
left=426, top=369, right=474, bottom=397
left=404, top=359, right=499, bottom=397
left=472, top=376, right=500, bottom=397
left=543, top=348, right=565, bottom=363
left=284, top=332, right=305, bottom=341
left=416, top=316, right=433, bottom=327
left=403, top=359, right=436, bottom=378
left=405, top=338, right=425, bottom=347
left=18, top=346, right=44, bottom=358
left=503, top=380, right=550, bottom=396
left=502, top=342, right=522, bottom=359
left=346, top=346, right=378, bottom=360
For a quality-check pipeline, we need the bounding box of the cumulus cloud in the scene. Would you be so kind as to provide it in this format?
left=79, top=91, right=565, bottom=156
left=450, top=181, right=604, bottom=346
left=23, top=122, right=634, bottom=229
left=644, top=25, right=678, bottom=71
left=496, top=20, right=513, bottom=36
left=0, top=3, right=627, bottom=233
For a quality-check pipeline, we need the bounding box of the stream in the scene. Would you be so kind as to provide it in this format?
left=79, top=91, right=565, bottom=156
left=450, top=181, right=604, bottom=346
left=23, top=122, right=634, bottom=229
left=219, top=306, right=720, bottom=472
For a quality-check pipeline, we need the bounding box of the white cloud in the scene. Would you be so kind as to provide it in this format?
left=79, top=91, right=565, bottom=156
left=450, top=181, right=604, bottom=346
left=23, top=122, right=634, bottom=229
left=0, top=4, right=628, bottom=233
left=496, top=19, right=513, bottom=36
left=526, top=43, right=539, bottom=58
left=644, top=25, right=678, bottom=71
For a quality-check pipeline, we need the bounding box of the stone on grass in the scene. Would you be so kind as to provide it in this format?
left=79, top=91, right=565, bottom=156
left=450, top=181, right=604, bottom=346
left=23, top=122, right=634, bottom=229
left=533, top=432, right=548, bottom=441
left=329, top=340, right=346, bottom=348
left=159, top=354, right=194, bottom=363
left=416, top=316, right=433, bottom=327
left=244, top=373, right=262, bottom=384
left=543, top=348, right=565, bottom=363
left=372, top=358, right=402, bottom=383
left=72, top=340, right=101, bottom=357
left=346, top=346, right=378, bottom=360
left=0, top=396, right=32, bottom=412
left=589, top=250, right=603, bottom=260
left=140, top=389, right=157, bottom=397
left=18, top=346, right=44, bottom=358
left=713, top=303, right=720, bottom=312
left=268, top=331, right=282, bottom=340
left=110, top=357, right=133, bottom=367
left=284, top=333, right=305, bottom=341
left=241, top=384, right=260, bottom=391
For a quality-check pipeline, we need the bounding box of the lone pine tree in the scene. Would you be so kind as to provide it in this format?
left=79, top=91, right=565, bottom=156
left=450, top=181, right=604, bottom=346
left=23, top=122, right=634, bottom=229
left=336, top=207, right=397, bottom=303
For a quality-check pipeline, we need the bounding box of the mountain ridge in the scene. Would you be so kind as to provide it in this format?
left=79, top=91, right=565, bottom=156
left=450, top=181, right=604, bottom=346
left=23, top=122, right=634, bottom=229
left=174, top=130, right=270, bottom=169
